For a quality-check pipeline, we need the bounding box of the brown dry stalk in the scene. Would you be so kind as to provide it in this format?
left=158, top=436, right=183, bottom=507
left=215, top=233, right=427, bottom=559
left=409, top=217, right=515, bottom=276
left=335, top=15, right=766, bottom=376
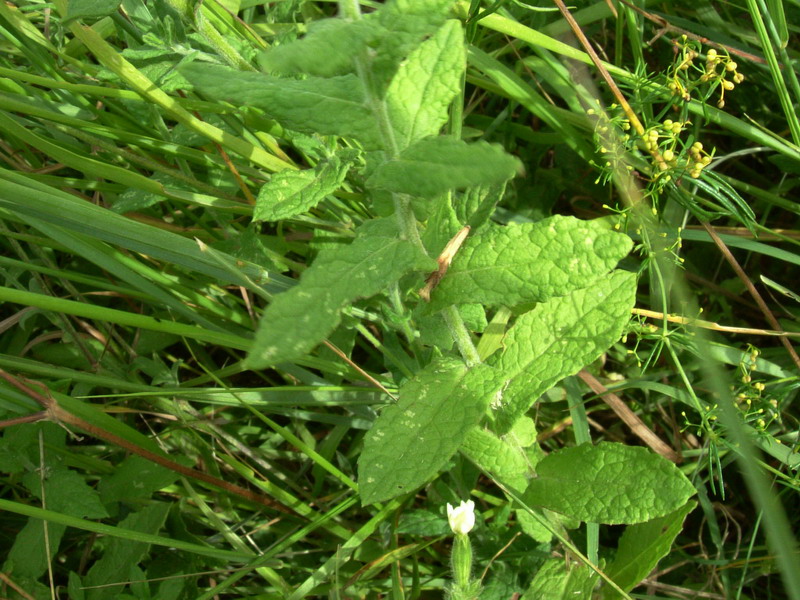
left=551, top=0, right=668, bottom=172
left=578, top=369, right=681, bottom=463
left=615, top=0, right=767, bottom=65
left=419, top=225, right=471, bottom=301
left=701, top=222, right=800, bottom=370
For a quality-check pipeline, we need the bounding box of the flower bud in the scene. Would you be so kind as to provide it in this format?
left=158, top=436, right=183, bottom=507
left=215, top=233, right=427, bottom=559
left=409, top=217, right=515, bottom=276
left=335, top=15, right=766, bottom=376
left=447, top=500, right=476, bottom=535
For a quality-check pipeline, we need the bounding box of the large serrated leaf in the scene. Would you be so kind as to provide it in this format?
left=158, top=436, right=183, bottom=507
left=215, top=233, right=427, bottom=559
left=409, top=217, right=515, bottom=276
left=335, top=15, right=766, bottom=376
left=366, top=136, right=521, bottom=198
left=246, top=220, right=435, bottom=369
left=603, top=500, right=697, bottom=597
left=429, top=216, right=634, bottom=310
left=490, top=270, right=637, bottom=433
left=179, top=64, right=383, bottom=148
left=254, top=154, right=351, bottom=221
left=523, top=442, right=696, bottom=525
left=386, top=20, right=465, bottom=150
left=359, top=360, right=498, bottom=505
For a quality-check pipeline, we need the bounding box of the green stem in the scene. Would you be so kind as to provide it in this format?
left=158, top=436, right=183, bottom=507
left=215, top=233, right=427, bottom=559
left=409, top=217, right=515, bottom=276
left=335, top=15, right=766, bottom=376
left=443, top=305, right=481, bottom=367
left=393, top=193, right=425, bottom=249
left=388, top=282, right=422, bottom=355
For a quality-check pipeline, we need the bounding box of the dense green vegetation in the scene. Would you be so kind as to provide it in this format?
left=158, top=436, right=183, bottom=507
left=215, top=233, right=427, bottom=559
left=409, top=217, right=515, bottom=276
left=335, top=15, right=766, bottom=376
left=0, top=0, right=798, bottom=598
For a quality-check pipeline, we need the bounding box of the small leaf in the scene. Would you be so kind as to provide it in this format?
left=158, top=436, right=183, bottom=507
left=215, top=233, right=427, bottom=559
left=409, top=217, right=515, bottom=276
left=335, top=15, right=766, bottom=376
left=603, top=500, right=697, bottom=597
left=460, top=428, right=530, bottom=492
left=211, top=226, right=288, bottom=273
left=83, top=502, right=171, bottom=598
left=254, top=155, right=352, bottom=221
left=369, top=0, right=454, bottom=93
left=180, top=64, right=383, bottom=148
left=98, top=455, right=182, bottom=507
left=523, top=442, right=696, bottom=524
left=359, top=360, right=497, bottom=505
left=522, top=559, right=598, bottom=600
left=490, top=270, right=636, bottom=432
left=386, top=20, right=465, bottom=149
left=367, top=136, right=521, bottom=197
left=258, top=19, right=375, bottom=77
left=246, top=219, right=435, bottom=369
left=455, top=182, right=506, bottom=231
left=9, top=468, right=109, bottom=579
left=517, top=509, right=555, bottom=543
left=429, top=216, right=633, bottom=310
left=65, top=0, right=122, bottom=23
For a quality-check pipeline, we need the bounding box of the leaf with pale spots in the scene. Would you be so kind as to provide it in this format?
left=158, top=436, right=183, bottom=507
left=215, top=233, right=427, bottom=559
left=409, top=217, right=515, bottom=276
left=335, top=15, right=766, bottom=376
left=246, top=219, right=435, bottom=369
left=489, top=270, right=637, bottom=433
left=522, top=442, right=695, bottom=524
left=427, top=216, right=633, bottom=311
left=359, top=358, right=498, bottom=505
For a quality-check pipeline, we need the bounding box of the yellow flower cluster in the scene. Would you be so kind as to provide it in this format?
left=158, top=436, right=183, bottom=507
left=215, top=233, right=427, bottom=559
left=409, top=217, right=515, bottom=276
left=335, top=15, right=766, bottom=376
left=701, top=48, right=745, bottom=108
left=645, top=120, right=713, bottom=180
left=667, top=37, right=745, bottom=109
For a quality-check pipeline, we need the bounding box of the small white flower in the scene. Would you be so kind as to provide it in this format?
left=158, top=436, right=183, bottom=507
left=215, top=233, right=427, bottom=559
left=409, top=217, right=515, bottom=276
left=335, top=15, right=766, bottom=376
left=447, top=500, right=475, bottom=535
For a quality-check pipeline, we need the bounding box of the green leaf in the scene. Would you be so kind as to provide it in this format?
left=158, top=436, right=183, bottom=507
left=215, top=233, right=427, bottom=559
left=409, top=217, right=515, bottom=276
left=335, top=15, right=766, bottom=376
left=179, top=64, right=383, bottom=148
left=359, top=359, right=497, bottom=505
left=460, top=427, right=530, bottom=491
left=516, top=508, right=557, bottom=544
left=369, top=0, right=455, bottom=94
left=523, top=442, right=696, bottom=525
left=211, top=225, right=288, bottom=273
left=455, top=182, right=506, bottom=231
left=521, top=558, right=599, bottom=600
left=490, top=270, right=637, bottom=433
left=98, top=455, right=182, bottom=507
left=22, top=468, right=109, bottom=520
left=386, top=20, right=465, bottom=150
left=429, top=216, right=634, bottom=310
left=246, top=219, right=435, bottom=368
left=65, top=0, right=122, bottom=23
left=254, top=154, right=352, bottom=222
left=366, top=136, right=522, bottom=197
left=9, top=467, right=109, bottom=579
left=83, top=502, right=171, bottom=599
left=417, top=303, right=486, bottom=351
left=603, top=500, right=697, bottom=597
left=258, top=19, right=375, bottom=77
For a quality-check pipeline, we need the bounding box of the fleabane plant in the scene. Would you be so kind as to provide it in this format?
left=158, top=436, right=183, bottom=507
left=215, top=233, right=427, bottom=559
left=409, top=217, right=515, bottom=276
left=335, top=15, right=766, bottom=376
left=181, top=0, right=694, bottom=575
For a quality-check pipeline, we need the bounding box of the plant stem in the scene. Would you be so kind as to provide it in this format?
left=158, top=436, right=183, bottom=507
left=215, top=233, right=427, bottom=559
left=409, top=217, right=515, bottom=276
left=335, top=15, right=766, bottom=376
left=443, top=305, right=481, bottom=367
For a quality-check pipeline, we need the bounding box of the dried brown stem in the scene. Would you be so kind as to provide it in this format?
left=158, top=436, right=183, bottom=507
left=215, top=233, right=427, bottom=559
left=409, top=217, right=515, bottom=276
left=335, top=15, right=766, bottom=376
left=578, top=369, right=680, bottom=463
left=700, top=222, right=800, bottom=371
left=551, top=0, right=667, bottom=172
